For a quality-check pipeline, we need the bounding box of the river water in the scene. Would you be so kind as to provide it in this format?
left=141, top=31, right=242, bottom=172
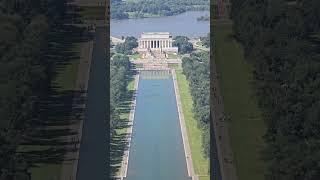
left=125, top=74, right=189, bottom=180
left=111, top=11, right=209, bottom=38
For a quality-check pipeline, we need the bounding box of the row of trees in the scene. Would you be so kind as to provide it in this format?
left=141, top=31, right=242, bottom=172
left=173, top=36, right=194, bottom=54
left=111, top=0, right=209, bottom=19
left=115, top=36, right=138, bottom=55
left=110, top=54, right=132, bottom=136
left=0, top=0, right=67, bottom=179
left=182, top=51, right=210, bottom=157
left=230, top=0, right=320, bottom=179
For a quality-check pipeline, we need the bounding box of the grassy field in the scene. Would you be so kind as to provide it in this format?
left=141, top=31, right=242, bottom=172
left=31, top=164, right=62, bottom=180
left=110, top=76, right=135, bottom=176
left=53, top=47, right=80, bottom=92
left=175, top=68, right=209, bottom=180
left=168, top=53, right=179, bottom=59
left=79, top=6, right=105, bottom=20
left=213, top=22, right=266, bottom=180
left=30, top=42, right=81, bottom=180
left=129, top=53, right=141, bottom=60
left=116, top=79, right=135, bottom=135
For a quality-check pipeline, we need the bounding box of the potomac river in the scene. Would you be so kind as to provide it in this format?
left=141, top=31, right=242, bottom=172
left=111, top=11, right=209, bottom=38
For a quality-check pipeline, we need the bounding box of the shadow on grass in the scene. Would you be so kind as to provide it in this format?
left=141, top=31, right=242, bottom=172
left=110, top=71, right=138, bottom=177
left=16, top=2, right=95, bottom=173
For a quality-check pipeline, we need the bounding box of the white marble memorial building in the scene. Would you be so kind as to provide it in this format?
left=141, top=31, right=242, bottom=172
left=137, top=32, right=178, bottom=53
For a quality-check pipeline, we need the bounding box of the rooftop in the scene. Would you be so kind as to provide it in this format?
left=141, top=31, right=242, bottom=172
left=142, top=32, right=170, bottom=35
left=140, top=32, right=172, bottom=39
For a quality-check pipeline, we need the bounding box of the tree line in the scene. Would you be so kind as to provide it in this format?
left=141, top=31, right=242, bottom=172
left=110, top=54, right=132, bottom=136
left=111, top=0, right=209, bottom=19
left=115, top=36, right=138, bottom=55
left=230, top=0, right=320, bottom=179
left=0, top=0, right=92, bottom=179
left=182, top=51, right=210, bottom=157
left=173, top=36, right=194, bottom=54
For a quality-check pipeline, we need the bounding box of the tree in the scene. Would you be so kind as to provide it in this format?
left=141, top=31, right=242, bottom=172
left=182, top=51, right=210, bottom=158
left=173, top=36, right=193, bottom=54
left=229, top=0, right=320, bottom=179
left=115, top=36, right=138, bottom=55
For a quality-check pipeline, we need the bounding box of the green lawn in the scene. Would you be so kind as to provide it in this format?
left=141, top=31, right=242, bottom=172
left=129, top=53, right=141, bottom=60
left=175, top=68, right=209, bottom=180
left=111, top=76, right=136, bottom=176
left=79, top=6, right=105, bottom=20
left=116, top=78, right=135, bottom=135
left=54, top=42, right=81, bottom=91
left=168, top=63, right=180, bottom=69
left=30, top=43, right=81, bottom=180
left=213, top=21, right=266, bottom=180
left=31, top=164, right=61, bottom=180
left=168, top=53, right=180, bottom=59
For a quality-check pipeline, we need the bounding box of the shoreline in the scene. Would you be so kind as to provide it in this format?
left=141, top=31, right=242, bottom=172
left=171, top=69, right=198, bottom=180
left=116, top=73, right=140, bottom=179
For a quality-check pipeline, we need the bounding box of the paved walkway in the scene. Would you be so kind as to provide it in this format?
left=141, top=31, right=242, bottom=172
left=172, top=69, right=198, bottom=180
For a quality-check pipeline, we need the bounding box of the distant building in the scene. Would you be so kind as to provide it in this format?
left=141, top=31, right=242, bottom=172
left=136, top=32, right=178, bottom=54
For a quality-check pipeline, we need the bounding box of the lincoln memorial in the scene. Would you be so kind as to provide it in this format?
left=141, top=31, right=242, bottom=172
left=136, top=32, right=178, bottom=54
